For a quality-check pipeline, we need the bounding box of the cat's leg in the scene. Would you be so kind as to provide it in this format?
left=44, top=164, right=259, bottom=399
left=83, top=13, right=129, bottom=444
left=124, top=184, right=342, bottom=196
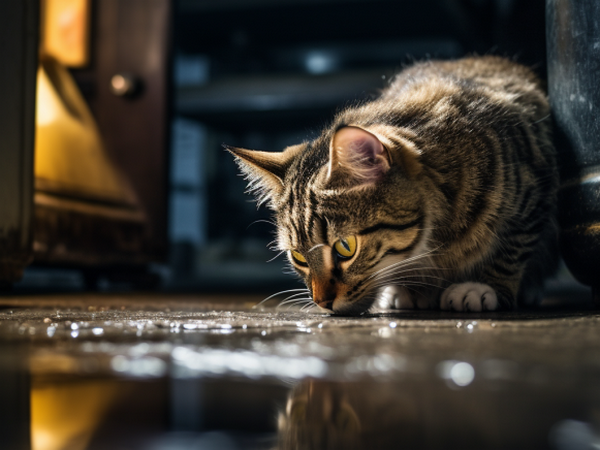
left=377, top=285, right=414, bottom=309
left=377, top=285, right=434, bottom=310
left=440, top=256, right=525, bottom=311
left=440, top=282, right=499, bottom=311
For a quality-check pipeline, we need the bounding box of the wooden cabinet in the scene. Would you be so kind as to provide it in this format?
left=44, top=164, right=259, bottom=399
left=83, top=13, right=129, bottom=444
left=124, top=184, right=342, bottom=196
left=0, top=0, right=172, bottom=286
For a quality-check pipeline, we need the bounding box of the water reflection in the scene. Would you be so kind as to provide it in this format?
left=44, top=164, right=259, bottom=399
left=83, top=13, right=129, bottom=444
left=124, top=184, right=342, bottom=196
left=436, top=360, right=475, bottom=387
left=276, top=377, right=600, bottom=450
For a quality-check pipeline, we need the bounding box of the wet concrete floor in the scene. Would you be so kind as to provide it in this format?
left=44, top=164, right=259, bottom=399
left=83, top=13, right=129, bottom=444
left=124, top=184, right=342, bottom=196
left=1, top=292, right=599, bottom=450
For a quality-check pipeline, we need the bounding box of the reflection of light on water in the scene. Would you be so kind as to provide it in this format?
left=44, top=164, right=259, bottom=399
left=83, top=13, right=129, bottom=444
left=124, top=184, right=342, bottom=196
left=172, top=347, right=327, bottom=380
left=346, top=354, right=407, bottom=376
left=92, top=327, right=104, bottom=336
left=31, top=379, right=120, bottom=450
left=110, top=355, right=167, bottom=378
left=437, top=360, right=475, bottom=387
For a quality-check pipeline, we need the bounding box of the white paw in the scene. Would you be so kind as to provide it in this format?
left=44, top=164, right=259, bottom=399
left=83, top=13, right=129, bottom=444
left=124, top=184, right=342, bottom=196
left=440, top=283, right=499, bottom=312
left=377, top=285, right=414, bottom=310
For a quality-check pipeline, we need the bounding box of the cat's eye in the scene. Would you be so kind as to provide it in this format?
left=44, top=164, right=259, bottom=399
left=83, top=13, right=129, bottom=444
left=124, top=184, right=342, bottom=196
left=291, top=250, right=308, bottom=266
left=333, top=235, right=357, bottom=259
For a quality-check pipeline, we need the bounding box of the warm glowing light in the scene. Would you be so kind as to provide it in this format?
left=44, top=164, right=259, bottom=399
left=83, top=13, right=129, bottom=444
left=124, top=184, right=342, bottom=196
left=41, top=0, right=90, bottom=67
left=36, top=70, right=58, bottom=126
left=111, top=75, right=126, bottom=91
left=34, top=58, right=139, bottom=207
left=31, top=380, right=119, bottom=450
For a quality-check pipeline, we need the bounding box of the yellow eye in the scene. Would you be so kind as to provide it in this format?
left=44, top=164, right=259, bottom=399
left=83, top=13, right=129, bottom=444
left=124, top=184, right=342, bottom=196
left=333, top=235, right=357, bottom=259
left=291, top=250, right=308, bottom=266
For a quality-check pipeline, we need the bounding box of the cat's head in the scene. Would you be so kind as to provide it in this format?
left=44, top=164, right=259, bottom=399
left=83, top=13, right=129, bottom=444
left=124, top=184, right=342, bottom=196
left=228, top=124, right=429, bottom=314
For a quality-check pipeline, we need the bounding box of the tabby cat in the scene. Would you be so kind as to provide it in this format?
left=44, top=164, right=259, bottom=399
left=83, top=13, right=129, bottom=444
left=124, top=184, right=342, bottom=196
left=228, top=56, right=558, bottom=314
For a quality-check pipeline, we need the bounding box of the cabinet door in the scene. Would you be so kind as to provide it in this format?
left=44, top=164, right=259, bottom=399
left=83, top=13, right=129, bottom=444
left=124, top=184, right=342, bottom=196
left=33, top=0, right=172, bottom=269
left=0, top=0, right=38, bottom=284
left=93, top=0, right=172, bottom=261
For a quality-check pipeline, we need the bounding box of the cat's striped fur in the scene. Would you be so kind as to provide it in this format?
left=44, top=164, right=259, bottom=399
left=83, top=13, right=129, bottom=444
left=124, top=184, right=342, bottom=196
left=229, top=56, right=558, bottom=314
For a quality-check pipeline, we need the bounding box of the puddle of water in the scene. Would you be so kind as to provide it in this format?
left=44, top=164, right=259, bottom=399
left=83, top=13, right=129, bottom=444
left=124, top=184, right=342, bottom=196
left=1, top=303, right=600, bottom=449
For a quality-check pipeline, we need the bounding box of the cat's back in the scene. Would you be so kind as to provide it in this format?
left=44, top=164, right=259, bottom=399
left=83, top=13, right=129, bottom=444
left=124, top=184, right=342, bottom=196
left=381, top=56, right=548, bottom=120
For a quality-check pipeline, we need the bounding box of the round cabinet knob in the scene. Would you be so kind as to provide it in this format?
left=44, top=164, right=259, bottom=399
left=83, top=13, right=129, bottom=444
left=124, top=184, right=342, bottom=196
left=110, top=73, right=141, bottom=97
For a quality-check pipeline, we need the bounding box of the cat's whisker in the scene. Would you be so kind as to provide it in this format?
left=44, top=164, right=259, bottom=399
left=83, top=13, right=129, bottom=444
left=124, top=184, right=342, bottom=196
left=371, top=280, right=444, bottom=290
left=368, top=256, right=432, bottom=280
left=375, top=272, right=450, bottom=284
left=277, top=300, right=311, bottom=311
left=266, top=250, right=286, bottom=263
left=253, top=288, right=310, bottom=309
left=373, top=265, right=446, bottom=278
left=246, top=219, right=276, bottom=230
left=283, top=299, right=314, bottom=311
left=368, top=246, right=444, bottom=279
left=279, top=292, right=313, bottom=304
left=277, top=297, right=313, bottom=308
left=300, top=302, right=316, bottom=312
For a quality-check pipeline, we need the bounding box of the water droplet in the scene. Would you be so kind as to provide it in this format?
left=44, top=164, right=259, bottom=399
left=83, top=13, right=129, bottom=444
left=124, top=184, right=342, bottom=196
left=261, top=330, right=267, bottom=336
left=92, top=328, right=104, bottom=336
left=389, top=321, right=397, bottom=328
left=71, top=323, right=79, bottom=330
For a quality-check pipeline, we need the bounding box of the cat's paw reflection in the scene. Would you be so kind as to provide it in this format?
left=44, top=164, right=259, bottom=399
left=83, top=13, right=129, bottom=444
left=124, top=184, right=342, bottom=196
left=440, top=283, right=499, bottom=312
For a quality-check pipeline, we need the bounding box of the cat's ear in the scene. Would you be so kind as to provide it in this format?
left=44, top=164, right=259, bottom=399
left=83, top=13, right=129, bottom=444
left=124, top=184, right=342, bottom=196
left=327, top=126, right=391, bottom=187
left=226, top=143, right=305, bottom=207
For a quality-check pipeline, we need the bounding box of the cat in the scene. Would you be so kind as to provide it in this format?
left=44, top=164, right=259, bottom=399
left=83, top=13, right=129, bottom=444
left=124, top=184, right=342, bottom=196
left=228, top=56, right=558, bottom=314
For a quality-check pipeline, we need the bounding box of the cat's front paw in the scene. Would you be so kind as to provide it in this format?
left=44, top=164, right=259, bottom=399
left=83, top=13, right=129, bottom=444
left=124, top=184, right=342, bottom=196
left=375, top=285, right=432, bottom=311
left=376, top=285, right=414, bottom=310
left=440, top=283, right=498, bottom=312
